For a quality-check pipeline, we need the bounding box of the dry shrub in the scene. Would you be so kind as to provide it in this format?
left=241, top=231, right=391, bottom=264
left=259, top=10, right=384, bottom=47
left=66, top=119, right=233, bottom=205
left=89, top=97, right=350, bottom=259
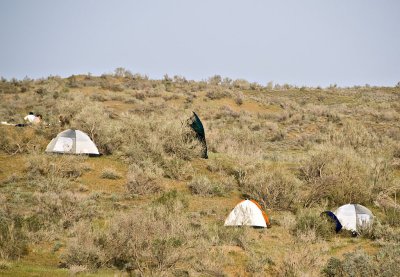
left=239, top=166, right=301, bottom=210
left=161, top=157, right=194, bottom=180
left=69, top=265, right=88, bottom=275
left=384, top=209, right=400, bottom=227
left=274, top=244, right=325, bottom=277
left=31, top=192, right=99, bottom=230
left=100, top=167, right=121, bottom=179
left=209, top=126, right=267, bottom=159
left=191, top=248, right=229, bottom=276
left=187, top=175, right=233, bottom=197
left=0, top=127, right=47, bottom=155
left=327, top=121, right=382, bottom=151
left=126, top=164, right=162, bottom=196
left=205, top=89, right=231, bottom=100
left=25, top=154, right=91, bottom=195
left=62, top=191, right=201, bottom=275
left=71, top=103, right=124, bottom=155
left=293, top=209, right=336, bottom=241
left=163, top=124, right=203, bottom=161
left=204, top=223, right=249, bottom=249
left=275, top=211, right=297, bottom=230
left=29, top=175, right=71, bottom=193
left=61, top=222, right=104, bottom=270
left=299, top=145, right=392, bottom=206
left=323, top=251, right=373, bottom=277
left=233, top=79, right=251, bottom=90
left=235, top=92, right=244, bottom=105
left=25, top=153, right=89, bottom=180
left=206, top=156, right=236, bottom=176
left=0, top=260, right=11, bottom=269
left=300, top=145, right=399, bottom=208
left=151, top=190, right=189, bottom=218
left=0, top=213, right=29, bottom=260
left=357, top=220, right=400, bottom=242
left=120, top=116, right=199, bottom=180
left=322, top=245, right=400, bottom=277
left=245, top=249, right=274, bottom=275
left=305, top=103, right=342, bottom=121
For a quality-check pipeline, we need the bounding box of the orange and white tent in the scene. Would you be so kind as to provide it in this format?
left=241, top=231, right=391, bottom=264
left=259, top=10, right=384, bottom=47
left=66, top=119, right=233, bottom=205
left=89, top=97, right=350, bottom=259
left=224, top=199, right=270, bottom=228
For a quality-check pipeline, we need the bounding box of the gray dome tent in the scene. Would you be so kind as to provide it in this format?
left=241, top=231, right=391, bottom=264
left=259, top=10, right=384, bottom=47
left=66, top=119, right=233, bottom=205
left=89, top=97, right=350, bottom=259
left=46, top=129, right=100, bottom=155
left=334, top=204, right=374, bottom=235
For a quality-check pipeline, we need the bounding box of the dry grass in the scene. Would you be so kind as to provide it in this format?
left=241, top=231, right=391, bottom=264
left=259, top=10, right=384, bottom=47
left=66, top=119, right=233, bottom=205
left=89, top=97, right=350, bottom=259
left=0, top=74, right=399, bottom=275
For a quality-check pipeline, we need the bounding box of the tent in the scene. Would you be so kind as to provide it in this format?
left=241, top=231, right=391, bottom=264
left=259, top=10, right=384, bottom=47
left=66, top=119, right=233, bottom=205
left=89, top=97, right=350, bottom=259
left=46, top=129, right=100, bottom=155
left=224, top=199, right=270, bottom=228
left=321, top=211, right=343, bottom=233
left=334, top=204, right=374, bottom=234
left=188, top=112, right=208, bottom=159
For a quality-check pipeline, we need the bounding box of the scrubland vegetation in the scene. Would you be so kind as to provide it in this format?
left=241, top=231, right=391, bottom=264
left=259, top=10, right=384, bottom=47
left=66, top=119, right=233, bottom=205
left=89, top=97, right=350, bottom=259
left=0, top=70, right=399, bottom=276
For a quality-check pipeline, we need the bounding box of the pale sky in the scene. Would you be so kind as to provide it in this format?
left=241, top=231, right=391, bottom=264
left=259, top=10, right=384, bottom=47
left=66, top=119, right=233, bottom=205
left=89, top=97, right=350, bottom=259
left=0, top=0, right=399, bottom=86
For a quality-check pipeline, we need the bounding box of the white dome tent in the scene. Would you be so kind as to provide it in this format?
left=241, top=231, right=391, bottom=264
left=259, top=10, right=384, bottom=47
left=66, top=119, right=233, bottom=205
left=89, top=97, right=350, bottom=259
left=46, top=129, right=100, bottom=156
left=224, top=200, right=270, bottom=228
left=334, top=204, right=374, bottom=234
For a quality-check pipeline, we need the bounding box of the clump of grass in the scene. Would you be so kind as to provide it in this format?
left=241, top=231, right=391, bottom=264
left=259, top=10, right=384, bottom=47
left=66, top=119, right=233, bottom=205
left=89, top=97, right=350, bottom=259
left=69, top=265, right=88, bottom=275
left=25, top=153, right=89, bottom=180
left=239, top=166, right=301, bottom=210
left=299, top=144, right=396, bottom=207
left=26, top=191, right=99, bottom=233
left=235, top=92, right=244, bottom=105
left=0, top=127, right=47, bottom=155
left=62, top=191, right=202, bottom=274
left=0, top=260, right=11, bottom=270
left=245, top=249, right=274, bottom=274
left=100, top=167, right=121, bottom=179
left=187, top=175, right=233, bottom=197
left=126, top=164, right=162, bottom=196
left=293, top=209, right=336, bottom=241
left=322, top=245, right=400, bottom=277
left=205, top=89, right=230, bottom=100
left=0, top=213, right=29, bottom=260
left=275, top=244, right=325, bottom=277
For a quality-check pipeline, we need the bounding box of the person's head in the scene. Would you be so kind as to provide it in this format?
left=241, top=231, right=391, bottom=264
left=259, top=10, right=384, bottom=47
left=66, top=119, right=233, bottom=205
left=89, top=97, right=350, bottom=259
left=29, top=112, right=34, bottom=115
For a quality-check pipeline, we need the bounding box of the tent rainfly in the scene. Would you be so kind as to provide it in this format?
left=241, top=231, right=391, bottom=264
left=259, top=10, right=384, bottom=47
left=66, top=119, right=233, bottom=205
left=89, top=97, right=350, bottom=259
left=189, top=112, right=208, bottom=159
left=321, top=211, right=343, bottom=233
left=334, top=204, right=374, bottom=234
left=46, top=129, right=100, bottom=155
left=224, top=199, right=270, bottom=228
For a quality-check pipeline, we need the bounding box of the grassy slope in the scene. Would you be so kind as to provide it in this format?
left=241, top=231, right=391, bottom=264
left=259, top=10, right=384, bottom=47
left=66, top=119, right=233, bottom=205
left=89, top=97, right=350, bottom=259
left=0, top=76, right=399, bottom=276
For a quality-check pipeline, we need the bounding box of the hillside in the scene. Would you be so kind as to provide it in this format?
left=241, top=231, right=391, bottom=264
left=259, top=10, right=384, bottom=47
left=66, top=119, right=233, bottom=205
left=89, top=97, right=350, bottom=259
left=0, top=72, right=399, bottom=276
